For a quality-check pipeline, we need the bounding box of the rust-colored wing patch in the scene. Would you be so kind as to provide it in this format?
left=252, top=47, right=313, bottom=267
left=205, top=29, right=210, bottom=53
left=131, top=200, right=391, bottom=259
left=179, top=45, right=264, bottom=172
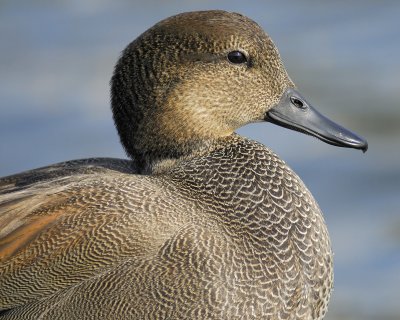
left=0, top=191, right=69, bottom=262
left=0, top=210, right=63, bottom=261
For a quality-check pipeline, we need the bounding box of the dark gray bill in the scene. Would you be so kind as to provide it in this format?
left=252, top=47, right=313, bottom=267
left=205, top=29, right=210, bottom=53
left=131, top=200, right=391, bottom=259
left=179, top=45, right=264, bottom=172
left=266, top=88, right=368, bottom=152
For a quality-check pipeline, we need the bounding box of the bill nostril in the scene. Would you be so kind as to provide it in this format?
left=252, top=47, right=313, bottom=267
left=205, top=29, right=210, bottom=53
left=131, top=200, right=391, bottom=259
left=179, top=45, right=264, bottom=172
left=290, top=96, right=307, bottom=110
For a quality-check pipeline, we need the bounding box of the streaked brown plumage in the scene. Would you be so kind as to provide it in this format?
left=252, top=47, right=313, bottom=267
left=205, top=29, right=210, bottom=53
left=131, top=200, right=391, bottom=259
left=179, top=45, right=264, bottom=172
left=0, top=10, right=367, bottom=320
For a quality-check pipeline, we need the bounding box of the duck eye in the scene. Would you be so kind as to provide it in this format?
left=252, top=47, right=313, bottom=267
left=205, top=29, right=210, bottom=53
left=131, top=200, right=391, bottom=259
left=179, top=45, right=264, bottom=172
left=227, top=51, right=247, bottom=64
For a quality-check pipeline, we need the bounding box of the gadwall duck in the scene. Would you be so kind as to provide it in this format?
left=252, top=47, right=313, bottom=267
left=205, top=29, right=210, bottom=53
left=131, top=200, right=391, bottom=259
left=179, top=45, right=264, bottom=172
left=0, top=10, right=367, bottom=320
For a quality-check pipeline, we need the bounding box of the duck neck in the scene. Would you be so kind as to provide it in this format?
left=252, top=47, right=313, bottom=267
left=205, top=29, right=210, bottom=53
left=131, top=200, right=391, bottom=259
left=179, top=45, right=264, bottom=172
left=132, top=136, right=228, bottom=175
left=133, top=140, right=214, bottom=175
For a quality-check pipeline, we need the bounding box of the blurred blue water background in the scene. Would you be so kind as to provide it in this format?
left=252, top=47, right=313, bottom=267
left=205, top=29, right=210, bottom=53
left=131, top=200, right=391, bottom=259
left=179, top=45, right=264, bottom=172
left=0, top=1, right=399, bottom=319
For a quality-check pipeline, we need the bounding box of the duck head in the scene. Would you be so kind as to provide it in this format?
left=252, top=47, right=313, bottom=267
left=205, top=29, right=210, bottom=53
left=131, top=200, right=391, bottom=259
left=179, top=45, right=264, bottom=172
left=111, top=10, right=367, bottom=172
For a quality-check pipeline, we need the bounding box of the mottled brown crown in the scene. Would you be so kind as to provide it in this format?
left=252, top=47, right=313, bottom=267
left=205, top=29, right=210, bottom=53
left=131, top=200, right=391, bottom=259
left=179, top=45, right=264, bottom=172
left=111, top=10, right=293, bottom=172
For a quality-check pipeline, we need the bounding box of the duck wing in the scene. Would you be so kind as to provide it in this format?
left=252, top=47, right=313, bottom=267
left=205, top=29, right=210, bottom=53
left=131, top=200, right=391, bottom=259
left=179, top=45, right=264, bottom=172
left=0, top=158, right=136, bottom=311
